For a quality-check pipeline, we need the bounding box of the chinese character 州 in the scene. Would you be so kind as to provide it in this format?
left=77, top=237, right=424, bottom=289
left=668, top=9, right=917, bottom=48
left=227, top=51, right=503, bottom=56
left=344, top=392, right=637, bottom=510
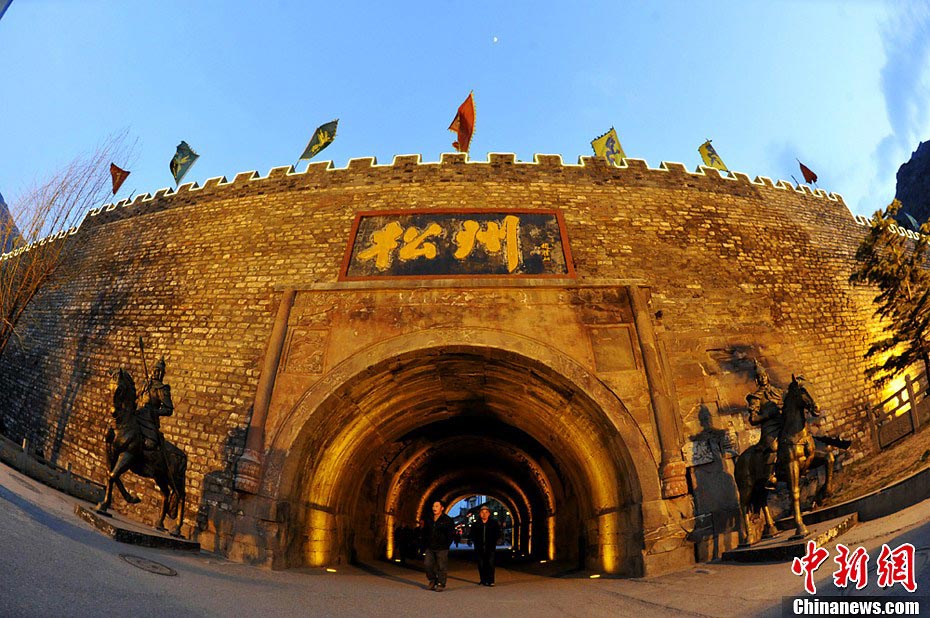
left=454, top=215, right=521, bottom=273
left=791, top=540, right=830, bottom=595
left=832, top=544, right=869, bottom=590
left=876, top=543, right=917, bottom=593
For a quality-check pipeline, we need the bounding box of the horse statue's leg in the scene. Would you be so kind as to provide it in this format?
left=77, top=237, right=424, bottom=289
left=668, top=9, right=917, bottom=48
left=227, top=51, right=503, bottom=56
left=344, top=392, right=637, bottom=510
left=786, top=450, right=809, bottom=539
left=152, top=442, right=188, bottom=537
left=821, top=449, right=835, bottom=499
left=154, top=482, right=171, bottom=532
left=735, top=458, right=754, bottom=546
left=96, top=451, right=134, bottom=513
left=761, top=504, right=778, bottom=539
left=738, top=486, right=753, bottom=546
left=114, top=478, right=141, bottom=504
left=169, top=487, right=186, bottom=538
left=168, top=450, right=187, bottom=538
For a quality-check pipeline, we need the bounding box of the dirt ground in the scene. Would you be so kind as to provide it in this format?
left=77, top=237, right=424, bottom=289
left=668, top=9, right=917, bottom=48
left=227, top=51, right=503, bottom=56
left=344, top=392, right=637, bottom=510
left=822, top=425, right=930, bottom=506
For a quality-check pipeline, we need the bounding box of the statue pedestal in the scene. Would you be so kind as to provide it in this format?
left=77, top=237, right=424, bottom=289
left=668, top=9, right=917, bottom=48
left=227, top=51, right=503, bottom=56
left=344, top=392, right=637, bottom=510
left=74, top=504, right=201, bottom=552
left=721, top=513, right=857, bottom=562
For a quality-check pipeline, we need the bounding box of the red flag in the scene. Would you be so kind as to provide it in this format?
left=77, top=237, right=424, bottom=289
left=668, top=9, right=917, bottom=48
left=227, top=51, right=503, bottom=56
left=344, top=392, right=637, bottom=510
left=448, top=92, right=475, bottom=153
left=798, top=161, right=818, bottom=184
left=110, top=163, right=130, bottom=195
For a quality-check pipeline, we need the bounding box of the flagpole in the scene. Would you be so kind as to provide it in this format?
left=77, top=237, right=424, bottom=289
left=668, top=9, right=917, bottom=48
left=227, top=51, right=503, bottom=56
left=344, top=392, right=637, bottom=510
left=791, top=175, right=800, bottom=188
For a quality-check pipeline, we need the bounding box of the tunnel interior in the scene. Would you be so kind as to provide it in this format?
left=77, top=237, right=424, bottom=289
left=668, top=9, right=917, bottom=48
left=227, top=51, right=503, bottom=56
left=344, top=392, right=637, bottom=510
left=379, top=417, right=565, bottom=563
left=284, top=345, right=646, bottom=575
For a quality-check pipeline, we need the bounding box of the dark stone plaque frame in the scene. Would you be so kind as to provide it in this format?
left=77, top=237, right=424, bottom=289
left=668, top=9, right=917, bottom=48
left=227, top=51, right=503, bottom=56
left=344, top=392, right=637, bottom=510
left=339, top=209, right=576, bottom=280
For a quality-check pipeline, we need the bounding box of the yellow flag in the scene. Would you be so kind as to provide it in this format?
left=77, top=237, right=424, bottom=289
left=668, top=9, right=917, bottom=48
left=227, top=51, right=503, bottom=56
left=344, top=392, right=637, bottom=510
left=591, top=128, right=626, bottom=166
left=698, top=140, right=728, bottom=171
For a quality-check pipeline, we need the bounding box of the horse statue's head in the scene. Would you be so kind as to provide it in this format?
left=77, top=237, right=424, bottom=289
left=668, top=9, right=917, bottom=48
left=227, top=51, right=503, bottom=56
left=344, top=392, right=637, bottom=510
left=787, top=374, right=819, bottom=418
left=109, top=367, right=137, bottom=414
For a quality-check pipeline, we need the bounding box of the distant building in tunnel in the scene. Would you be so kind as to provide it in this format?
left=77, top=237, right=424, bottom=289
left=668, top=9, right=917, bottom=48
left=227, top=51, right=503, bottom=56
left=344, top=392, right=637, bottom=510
left=0, top=153, right=890, bottom=576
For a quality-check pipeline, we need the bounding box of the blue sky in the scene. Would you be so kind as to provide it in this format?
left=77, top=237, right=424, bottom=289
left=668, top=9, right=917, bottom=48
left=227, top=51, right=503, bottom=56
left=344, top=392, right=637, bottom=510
left=2, top=1, right=929, bottom=218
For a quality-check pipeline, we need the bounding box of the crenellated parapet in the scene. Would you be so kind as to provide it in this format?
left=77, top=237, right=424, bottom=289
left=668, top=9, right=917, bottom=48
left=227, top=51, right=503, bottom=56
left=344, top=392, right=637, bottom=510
left=1, top=153, right=849, bottom=261
left=0, top=226, right=79, bottom=262
left=84, top=153, right=848, bottom=217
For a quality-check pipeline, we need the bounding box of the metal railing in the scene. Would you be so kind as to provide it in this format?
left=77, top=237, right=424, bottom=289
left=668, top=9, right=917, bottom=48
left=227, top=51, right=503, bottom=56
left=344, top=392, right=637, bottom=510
left=0, top=434, right=104, bottom=502
left=871, top=372, right=930, bottom=449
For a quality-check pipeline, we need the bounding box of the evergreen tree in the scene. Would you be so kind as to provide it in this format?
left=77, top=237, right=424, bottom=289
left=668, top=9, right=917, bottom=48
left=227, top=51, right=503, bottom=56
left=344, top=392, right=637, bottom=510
left=850, top=200, right=930, bottom=384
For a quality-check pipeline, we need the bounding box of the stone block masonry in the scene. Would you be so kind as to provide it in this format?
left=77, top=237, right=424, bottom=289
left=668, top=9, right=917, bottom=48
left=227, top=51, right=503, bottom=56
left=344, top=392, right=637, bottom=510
left=0, top=152, right=884, bottom=572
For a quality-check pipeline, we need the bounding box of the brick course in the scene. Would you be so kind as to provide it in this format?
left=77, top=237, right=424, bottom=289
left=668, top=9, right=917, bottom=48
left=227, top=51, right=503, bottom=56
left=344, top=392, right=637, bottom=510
left=0, top=153, right=883, bottom=564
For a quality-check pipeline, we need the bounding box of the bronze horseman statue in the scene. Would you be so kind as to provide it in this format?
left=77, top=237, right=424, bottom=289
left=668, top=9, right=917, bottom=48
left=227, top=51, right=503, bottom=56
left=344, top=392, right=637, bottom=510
left=96, top=349, right=188, bottom=537
left=734, top=361, right=844, bottom=545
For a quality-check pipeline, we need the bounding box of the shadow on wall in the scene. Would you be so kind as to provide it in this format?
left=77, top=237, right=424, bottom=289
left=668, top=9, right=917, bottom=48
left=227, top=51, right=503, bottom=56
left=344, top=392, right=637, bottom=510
left=49, top=286, right=134, bottom=465
left=686, top=404, right=740, bottom=560
left=705, top=345, right=759, bottom=416
left=0, top=222, right=167, bottom=469
left=196, top=427, right=248, bottom=553
left=54, top=227, right=167, bottom=467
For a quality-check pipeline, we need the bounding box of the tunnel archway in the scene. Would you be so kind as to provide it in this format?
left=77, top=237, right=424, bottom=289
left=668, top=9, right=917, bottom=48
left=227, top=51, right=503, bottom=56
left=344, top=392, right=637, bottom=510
left=395, top=430, right=558, bottom=562
left=441, top=494, right=521, bottom=551
left=266, top=329, right=661, bottom=576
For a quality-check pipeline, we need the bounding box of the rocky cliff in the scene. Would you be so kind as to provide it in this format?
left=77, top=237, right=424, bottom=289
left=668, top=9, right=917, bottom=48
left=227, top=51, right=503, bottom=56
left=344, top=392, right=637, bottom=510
left=895, top=141, right=930, bottom=228
left=0, top=193, right=22, bottom=253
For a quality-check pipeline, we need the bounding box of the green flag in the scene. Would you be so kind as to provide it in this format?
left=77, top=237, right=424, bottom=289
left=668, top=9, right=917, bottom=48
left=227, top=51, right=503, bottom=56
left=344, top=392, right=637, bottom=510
left=300, top=120, right=338, bottom=161
left=170, top=141, right=199, bottom=185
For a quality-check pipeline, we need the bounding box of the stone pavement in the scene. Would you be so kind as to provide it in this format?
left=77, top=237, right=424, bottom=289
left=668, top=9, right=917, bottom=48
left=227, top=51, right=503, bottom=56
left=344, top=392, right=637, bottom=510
left=2, top=460, right=930, bottom=617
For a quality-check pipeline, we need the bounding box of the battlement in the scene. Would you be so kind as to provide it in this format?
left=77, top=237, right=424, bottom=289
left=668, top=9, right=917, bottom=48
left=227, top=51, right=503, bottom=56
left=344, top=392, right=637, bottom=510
left=0, top=226, right=78, bottom=262
left=2, top=153, right=847, bottom=261
left=97, top=153, right=845, bottom=208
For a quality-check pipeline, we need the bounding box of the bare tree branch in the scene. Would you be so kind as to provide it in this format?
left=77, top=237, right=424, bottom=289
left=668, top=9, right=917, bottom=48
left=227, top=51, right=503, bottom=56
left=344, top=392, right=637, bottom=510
left=0, top=132, right=135, bottom=361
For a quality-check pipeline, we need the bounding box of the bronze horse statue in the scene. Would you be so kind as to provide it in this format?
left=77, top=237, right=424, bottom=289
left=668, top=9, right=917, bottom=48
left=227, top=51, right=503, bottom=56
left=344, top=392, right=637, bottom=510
left=734, top=375, right=835, bottom=544
left=95, top=368, right=188, bottom=536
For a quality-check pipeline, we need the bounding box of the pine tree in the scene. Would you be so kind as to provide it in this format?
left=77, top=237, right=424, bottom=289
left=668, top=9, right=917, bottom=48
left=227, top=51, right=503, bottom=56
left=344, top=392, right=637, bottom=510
left=850, top=200, right=930, bottom=384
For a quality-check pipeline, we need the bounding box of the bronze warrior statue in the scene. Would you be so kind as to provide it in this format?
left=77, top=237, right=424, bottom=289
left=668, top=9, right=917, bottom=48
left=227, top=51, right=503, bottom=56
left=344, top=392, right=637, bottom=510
left=96, top=357, right=188, bottom=537
left=734, top=363, right=842, bottom=545
left=746, top=360, right=782, bottom=491
left=137, top=358, right=173, bottom=452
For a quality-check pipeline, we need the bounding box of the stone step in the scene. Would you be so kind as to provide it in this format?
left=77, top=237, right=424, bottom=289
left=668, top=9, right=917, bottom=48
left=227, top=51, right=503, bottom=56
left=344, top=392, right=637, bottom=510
left=74, top=504, right=200, bottom=552
left=721, top=513, right=857, bottom=563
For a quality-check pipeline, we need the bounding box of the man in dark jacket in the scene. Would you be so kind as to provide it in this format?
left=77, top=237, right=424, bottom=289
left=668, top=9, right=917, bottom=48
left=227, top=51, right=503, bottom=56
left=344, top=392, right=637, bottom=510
left=470, top=504, right=501, bottom=586
left=422, top=500, right=455, bottom=591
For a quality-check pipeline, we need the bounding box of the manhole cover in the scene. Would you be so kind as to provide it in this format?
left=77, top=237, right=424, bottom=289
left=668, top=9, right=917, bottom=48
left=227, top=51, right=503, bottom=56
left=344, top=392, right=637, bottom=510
left=119, top=554, right=177, bottom=576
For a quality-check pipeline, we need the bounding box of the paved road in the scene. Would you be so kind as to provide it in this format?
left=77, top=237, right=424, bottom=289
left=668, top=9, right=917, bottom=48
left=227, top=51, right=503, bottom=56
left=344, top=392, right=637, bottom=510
left=2, top=462, right=929, bottom=617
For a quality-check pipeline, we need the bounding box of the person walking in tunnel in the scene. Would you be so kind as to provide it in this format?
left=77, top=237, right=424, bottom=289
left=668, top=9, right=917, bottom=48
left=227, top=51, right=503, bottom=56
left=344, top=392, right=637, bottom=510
left=422, top=500, right=455, bottom=591
left=470, top=504, right=501, bottom=586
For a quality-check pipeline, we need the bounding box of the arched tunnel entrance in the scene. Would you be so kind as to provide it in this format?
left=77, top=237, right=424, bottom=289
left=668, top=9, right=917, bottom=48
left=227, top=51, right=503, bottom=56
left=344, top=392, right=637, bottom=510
left=271, top=341, right=659, bottom=576
left=387, top=424, right=559, bottom=563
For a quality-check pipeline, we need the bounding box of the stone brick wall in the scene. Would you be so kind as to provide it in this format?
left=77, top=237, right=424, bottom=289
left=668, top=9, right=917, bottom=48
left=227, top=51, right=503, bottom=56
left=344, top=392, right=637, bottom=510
left=0, top=153, right=882, bottom=544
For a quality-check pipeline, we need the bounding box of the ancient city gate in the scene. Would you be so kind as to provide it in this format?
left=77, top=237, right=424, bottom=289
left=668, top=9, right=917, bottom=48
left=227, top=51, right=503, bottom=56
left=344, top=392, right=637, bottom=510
left=0, top=155, right=879, bottom=580
left=225, top=208, right=694, bottom=576
left=233, top=281, right=690, bottom=577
